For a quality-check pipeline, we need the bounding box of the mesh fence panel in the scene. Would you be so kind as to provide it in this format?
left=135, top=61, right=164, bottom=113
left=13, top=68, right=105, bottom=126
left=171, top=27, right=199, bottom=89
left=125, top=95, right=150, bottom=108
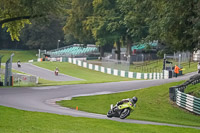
left=101, top=58, right=130, bottom=71
left=166, top=52, right=191, bottom=65
left=1, top=69, right=38, bottom=85
left=12, top=73, right=38, bottom=84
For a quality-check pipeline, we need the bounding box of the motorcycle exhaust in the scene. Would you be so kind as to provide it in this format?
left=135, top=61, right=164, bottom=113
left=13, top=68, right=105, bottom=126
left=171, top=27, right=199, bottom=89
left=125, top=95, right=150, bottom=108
left=110, top=104, right=113, bottom=109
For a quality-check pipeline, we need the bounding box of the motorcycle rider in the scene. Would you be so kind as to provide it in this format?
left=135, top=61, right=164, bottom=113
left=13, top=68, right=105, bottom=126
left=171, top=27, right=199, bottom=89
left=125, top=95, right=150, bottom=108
left=17, top=60, right=21, bottom=68
left=113, top=97, right=138, bottom=111
left=55, top=67, right=59, bottom=76
left=107, top=96, right=138, bottom=119
left=117, top=96, right=137, bottom=106
left=111, top=96, right=138, bottom=112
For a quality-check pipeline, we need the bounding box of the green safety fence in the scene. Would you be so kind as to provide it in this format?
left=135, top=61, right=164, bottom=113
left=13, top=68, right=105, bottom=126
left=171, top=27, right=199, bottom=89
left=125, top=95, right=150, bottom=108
left=176, top=89, right=200, bottom=115
left=169, top=74, right=200, bottom=115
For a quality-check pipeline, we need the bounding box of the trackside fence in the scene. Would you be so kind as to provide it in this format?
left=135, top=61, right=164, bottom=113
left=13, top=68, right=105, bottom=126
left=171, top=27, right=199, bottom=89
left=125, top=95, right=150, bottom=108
left=33, top=57, right=170, bottom=79
left=12, top=73, right=38, bottom=85
left=1, top=69, right=38, bottom=85
left=176, top=90, right=200, bottom=115
left=65, top=57, right=169, bottom=80
left=169, top=74, right=200, bottom=115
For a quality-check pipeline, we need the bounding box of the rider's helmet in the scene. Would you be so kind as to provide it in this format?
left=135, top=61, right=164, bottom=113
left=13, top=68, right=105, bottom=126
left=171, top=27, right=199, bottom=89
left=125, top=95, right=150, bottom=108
left=130, top=97, right=137, bottom=104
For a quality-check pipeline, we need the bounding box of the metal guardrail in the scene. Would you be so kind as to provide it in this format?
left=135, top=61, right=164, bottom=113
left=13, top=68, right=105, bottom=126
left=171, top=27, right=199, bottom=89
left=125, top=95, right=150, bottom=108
left=176, top=90, right=200, bottom=115
left=169, top=74, right=200, bottom=115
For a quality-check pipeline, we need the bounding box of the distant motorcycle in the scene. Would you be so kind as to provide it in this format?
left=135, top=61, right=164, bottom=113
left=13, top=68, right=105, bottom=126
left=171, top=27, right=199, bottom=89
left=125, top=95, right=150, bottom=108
left=55, top=70, right=59, bottom=76
left=17, top=63, right=21, bottom=68
left=107, top=101, right=135, bottom=119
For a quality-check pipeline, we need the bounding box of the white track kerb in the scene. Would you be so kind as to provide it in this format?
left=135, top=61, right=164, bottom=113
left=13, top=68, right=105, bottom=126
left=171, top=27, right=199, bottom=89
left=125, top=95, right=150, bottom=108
left=62, top=57, right=169, bottom=80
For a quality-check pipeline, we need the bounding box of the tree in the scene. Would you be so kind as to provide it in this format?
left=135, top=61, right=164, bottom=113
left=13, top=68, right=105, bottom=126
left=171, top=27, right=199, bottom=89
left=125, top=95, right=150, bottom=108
left=63, top=0, right=200, bottom=59
left=85, top=0, right=125, bottom=60
left=116, top=0, right=150, bottom=57
left=20, top=14, right=65, bottom=50
left=147, top=0, right=198, bottom=52
left=84, top=0, right=117, bottom=59
left=63, top=0, right=94, bottom=44
left=0, top=27, right=25, bottom=49
left=0, top=0, right=65, bottom=41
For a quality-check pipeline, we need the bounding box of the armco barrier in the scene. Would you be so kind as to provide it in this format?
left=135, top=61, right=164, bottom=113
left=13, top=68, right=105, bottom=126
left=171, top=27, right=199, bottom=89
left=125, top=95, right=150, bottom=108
left=66, top=57, right=168, bottom=80
left=176, top=90, right=200, bottom=115
left=169, top=74, right=200, bottom=115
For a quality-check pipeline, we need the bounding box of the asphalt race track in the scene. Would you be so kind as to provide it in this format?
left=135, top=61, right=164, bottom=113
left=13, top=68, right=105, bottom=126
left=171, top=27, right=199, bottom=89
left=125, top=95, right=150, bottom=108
left=0, top=64, right=199, bottom=129
left=12, top=63, right=83, bottom=81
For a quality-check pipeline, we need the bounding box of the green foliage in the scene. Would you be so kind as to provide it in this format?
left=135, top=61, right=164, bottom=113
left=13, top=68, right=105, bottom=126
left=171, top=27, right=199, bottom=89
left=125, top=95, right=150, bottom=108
left=147, top=0, right=198, bottom=51
left=2, top=20, right=31, bottom=41
left=2, top=0, right=200, bottom=52
left=0, top=0, right=65, bottom=41
left=63, top=0, right=200, bottom=53
left=63, top=0, right=94, bottom=44
left=20, top=14, right=65, bottom=50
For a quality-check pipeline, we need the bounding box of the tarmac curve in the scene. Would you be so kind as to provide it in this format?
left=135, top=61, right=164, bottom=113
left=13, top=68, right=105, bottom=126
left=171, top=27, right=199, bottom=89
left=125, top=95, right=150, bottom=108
left=0, top=63, right=199, bottom=130
left=12, top=63, right=83, bottom=81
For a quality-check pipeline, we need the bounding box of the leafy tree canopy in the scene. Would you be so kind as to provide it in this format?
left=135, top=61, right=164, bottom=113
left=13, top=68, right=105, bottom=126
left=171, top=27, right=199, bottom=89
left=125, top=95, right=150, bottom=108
left=0, top=0, right=65, bottom=41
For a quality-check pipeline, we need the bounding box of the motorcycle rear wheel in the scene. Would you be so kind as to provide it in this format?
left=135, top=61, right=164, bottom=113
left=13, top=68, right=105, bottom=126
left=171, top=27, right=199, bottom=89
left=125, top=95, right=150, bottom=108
left=120, top=109, right=130, bottom=119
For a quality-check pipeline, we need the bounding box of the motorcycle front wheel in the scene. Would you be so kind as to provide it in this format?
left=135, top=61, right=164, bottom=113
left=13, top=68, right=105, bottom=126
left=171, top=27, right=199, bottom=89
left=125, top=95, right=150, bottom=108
left=107, top=110, right=113, bottom=118
left=120, top=108, right=130, bottom=119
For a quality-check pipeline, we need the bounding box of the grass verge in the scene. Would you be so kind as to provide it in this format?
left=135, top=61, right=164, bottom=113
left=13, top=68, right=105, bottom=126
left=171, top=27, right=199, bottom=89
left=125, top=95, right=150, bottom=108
left=185, top=84, right=200, bottom=98
left=57, top=81, right=200, bottom=127
left=0, top=106, right=199, bottom=133
left=34, top=62, right=134, bottom=86
left=129, top=59, right=197, bottom=74
left=0, top=50, right=37, bottom=63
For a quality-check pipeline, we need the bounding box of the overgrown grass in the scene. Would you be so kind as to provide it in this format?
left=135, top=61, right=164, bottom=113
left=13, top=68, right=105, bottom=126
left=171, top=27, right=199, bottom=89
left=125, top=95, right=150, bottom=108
left=0, top=50, right=37, bottom=62
left=0, top=106, right=199, bottom=133
left=34, top=62, right=134, bottom=86
left=129, top=60, right=163, bottom=73
left=57, top=81, right=200, bottom=127
left=129, top=59, right=198, bottom=74
left=185, top=84, right=200, bottom=98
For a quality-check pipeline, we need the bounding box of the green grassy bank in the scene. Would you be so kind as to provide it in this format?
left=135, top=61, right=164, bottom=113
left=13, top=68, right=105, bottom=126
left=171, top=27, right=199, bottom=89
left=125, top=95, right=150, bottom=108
left=57, top=81, right=200, bottom=127
left=185, top=84, right=200, bottom=98
left=0, top=50, right=37, bottom=62
left=34, top=62, right=134, bottom=86
left=0, top=106, right=199, bottom=133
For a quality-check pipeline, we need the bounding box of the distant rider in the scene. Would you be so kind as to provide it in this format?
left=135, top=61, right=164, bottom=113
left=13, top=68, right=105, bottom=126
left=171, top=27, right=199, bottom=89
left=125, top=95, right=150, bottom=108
left=55, top=67, right=59, bottom=76
left=17, top=60, right=21, bottom=68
